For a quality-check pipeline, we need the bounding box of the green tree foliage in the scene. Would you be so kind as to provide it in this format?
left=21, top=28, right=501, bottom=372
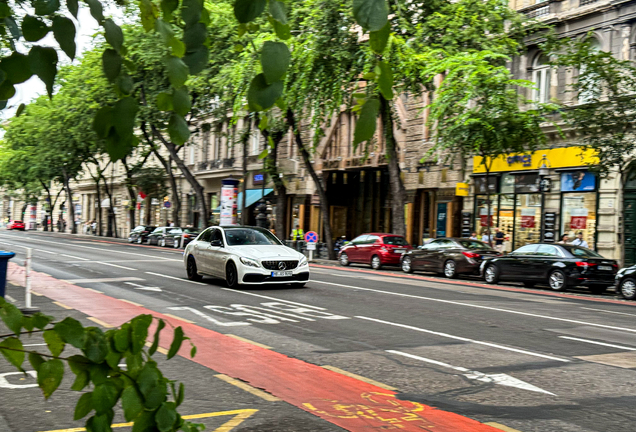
left=0, top=297, right=201, bottom=431
left=544, top=36, right=636, bottom=178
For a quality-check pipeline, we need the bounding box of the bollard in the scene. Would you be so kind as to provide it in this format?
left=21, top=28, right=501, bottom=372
left=21, top=248, right=39, bottom=314
left=0, top=250, right=15, bottom=299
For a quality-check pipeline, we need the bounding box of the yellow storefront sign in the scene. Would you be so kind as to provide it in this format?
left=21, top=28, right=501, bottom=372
left=472, top=147, right=598, bottom=174
left=456, top=182, right=469, bottom=196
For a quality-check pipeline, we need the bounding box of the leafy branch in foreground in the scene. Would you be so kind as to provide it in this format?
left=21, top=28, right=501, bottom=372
left=0, top=297, right=201, bottom=432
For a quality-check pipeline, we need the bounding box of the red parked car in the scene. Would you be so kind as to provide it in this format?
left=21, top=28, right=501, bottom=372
left=7, top=220, right=25, bottom=230
left=338, top=233, right=412, bottom=270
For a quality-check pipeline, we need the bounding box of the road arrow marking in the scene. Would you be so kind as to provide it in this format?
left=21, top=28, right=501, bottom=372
left=124, top=281, right=163, bottom=292
left=387, top=350, right=555, bottom=395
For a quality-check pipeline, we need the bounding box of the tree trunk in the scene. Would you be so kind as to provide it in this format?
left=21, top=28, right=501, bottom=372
left=95, top=179, right=103, bottom=236
left=485, top=165, right=493, bottom=248
left=286, top=109, right=336, bottom=260
left=262, top=128, right=286, bottom=238
left=40, top=181, right=52, bottom=231
left=64, top=176, right=76, bottom=234
left=380, top=94, right=406, bottom=237
left=151, top=148, right=181, bottom=227
left=122, top=158, right=137, bottom=231
left=99, top=170, right=117, bottom=237
left=150, top=124, right=209, bottom=227
left=242, top=117, right=250, bottom=225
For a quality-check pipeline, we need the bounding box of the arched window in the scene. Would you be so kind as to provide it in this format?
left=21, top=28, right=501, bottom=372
left=532, top=54, right=551, bottom=104
left=579, top=38, right=602, bottom=104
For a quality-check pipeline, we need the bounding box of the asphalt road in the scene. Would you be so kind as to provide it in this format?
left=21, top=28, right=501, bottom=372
left=2, top=230, right=636, bottom=432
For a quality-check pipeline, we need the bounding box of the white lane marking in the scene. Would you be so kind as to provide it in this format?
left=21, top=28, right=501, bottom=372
left=65, top=259, right=163, bottom=264
left=35, top=249, right=56, bottom=254
left=221, top=288, right=327, bottom=310
left=65, top=277, right=145, bottom=284
left=387, top=350, right=555, bottom=395
left=145, top=271, right=206, bottom=285
left=61, top=254, right=90, bottom=261
left=124, top=282, right=163, bottom=292
left=558, top=336, right=636, bottom=351
left=96, top=262, right=137, bottom=271
left=581, top=307, right=636, bottom=317
left=168, top=306, right=250, bottom=326
left=0, top=371, right=38, bottom=389
left=0, top=235, right=181, bottom=262
left=357, top=316, right=569, bottom=362
left=314, top=280, right=636, bottom=334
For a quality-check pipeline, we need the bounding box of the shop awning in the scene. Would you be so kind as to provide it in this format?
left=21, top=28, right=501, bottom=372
left=239, top=188, right=273, bottom=210
left=213, top=188, right=273, bottom=213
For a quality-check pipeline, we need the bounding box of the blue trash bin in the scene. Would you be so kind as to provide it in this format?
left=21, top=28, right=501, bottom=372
left=0, top=251, right=16, bottom=299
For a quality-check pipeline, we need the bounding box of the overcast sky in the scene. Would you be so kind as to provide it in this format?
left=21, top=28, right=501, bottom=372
left=4, top=7, right=114, bottom=119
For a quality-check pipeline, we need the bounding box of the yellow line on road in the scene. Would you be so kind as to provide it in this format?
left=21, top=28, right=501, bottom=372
left=39, top=409, right=259, bottom=432
left=118, top=298, right=143, bottom=307
left=485, top=422, right=524, bottom=432
left=163, top=313, right=196, bottom=324
left=321, top=365, right=397, bottom=390
left=214, top=374, right=281, bottom=402
left=144, top=341, right=168, bottom=355
left=83, top=288, right=103, bottom=294
left=87, top=317, right=114, bottom=328
left=225, top=334, right=271, bottom=349
left=53, top=301, right=72, bottom=310
left=31, top=291, right=43, bottom=296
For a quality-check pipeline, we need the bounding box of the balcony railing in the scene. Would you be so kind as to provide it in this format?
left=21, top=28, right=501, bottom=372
left=196, top=158, right=236, bottom=171
left=526, top=4, right=549, bottom=18
left=579, top=0, right=598, bottom=5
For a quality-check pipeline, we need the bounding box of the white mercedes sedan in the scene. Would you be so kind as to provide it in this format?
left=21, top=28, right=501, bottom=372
left=183, top=225, right=310, bottom=288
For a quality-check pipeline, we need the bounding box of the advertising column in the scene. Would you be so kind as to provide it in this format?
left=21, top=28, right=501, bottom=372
left=220, top=177, right=239, bottom=225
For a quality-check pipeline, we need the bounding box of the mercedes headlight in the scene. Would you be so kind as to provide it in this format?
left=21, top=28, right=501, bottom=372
left=240, top=257, right=260, bottom=268
left=299, top=256, right=308, bottom=267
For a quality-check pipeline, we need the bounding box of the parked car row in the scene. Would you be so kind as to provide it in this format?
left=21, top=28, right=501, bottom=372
left=337, top=233, right=634, bottom=300
left=127, top=225, right=200, bottom=248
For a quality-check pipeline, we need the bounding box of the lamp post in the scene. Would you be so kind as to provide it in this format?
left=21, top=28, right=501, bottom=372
left=538, top=155, right=551, bottom=242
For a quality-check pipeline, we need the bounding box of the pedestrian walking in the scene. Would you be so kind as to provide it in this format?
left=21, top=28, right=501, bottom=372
left=481, top=230, right=491, bottom=244
left=494, top=227, right=505, bottom=252
left=557, top=233, right=570, bottom=244
left=469, top=232, right=478, bottom=240
left=91, top=220, right=97, bottom=235
left=571, top=232, right=589, bottom=248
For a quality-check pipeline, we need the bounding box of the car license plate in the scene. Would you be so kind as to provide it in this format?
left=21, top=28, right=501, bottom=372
left=598, top=265, right=612, bottom=271
left=394, top=248, right=406, bottom=253
left=271, top=271, right=293, bottom=277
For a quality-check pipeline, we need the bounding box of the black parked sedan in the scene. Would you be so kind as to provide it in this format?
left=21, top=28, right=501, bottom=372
left=615, top=266, right=636, bottom=300
left=146, top=227, right=174, bottom=246
left=480, top=243, right=618, bottom=293
left=165, top=227, right=200, bottom=248
left=128, top=225, right=156, bottom=244
left=401, top=238, right=500, bottom=278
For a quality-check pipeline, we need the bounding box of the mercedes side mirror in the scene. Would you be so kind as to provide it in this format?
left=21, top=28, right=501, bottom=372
left=210, top=240, right=223, bottom=247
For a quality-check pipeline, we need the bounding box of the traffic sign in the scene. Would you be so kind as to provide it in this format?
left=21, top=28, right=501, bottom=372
left=305, top=231, right=318, bottom=243
left=306, top=243, right=316, bottom=250
left=164, top=201, right=171, bottom=208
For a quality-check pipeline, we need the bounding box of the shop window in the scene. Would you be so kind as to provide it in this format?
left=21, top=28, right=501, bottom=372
left=561, top=193, right=597, bottom=250
left=514, top=194, right=541, bottom=249
left=532, top=54, right=551, bottom=104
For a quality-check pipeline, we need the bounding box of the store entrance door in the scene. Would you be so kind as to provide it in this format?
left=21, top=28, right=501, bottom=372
left=623, top=192, right=636, bottom=266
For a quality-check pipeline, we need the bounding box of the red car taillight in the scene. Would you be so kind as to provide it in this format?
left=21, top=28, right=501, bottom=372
left=462, top=251, right=481, bottom=259
left=576, top=261, right=597, bottom=268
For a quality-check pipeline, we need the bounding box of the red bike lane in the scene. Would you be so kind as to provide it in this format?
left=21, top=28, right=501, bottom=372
left=7, top=263, right=501, bottom=432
